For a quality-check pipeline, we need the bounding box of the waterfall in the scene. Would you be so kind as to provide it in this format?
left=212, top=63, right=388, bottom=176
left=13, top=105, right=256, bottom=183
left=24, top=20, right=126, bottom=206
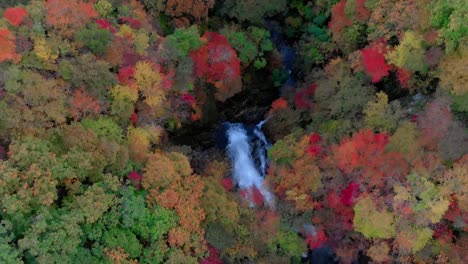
left=223, top=120, right=274, bottom=207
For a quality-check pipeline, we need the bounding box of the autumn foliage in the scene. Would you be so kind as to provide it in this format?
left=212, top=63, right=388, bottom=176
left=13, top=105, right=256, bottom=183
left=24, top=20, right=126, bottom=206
left=3, top=7, right=29, bottom=26
left=0, top=0, right=466, bottom=263
left=361, top=41, right=391, bottom=82
left=329, top=1, right=352, bottom=34
left=190, top=32, right=242, bottom=101
left=68, top=89, right=101, bottom=120
left=333, top=129, right=408, bottom=187
left=0, top=28, right=19, bottom=63
left=46, top=0, right=98, bottom=37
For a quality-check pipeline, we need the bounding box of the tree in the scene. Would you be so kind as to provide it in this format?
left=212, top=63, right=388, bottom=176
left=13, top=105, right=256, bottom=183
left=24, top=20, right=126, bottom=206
left=127, top=126, right=163, bottom=163
left=329, top=1, right=352, bottom=34
left=394, top=173, right=450, bottom=225
left=1, top=71, right=68, bottom=136
left=431, top=0, right=467, bottom=52
left=118, top=186, right=178, bottom=242
left=439, top=46, right=468, bottom=95
left=75, top=23, right=114, bottom=56
left=152, top=0, right=215, bottom=27
left=0, top=220, right=22, bottom=263
left=18, top=209, right=83, bottom=263
left=219, top=0, right=287, bottom=25
left=345, top=0, right=370, bottom=22
left=201, top=177, right=240, bottom=229
left=134, top=61, right=169, bottom=116
left=269, top=230, right=307, bottom=258
left=268, top=134, right=322, bottom=211
left=441, top=156, right=468, bottom=212
left=386, top=31, right=426, bottom=73
left=353, top=196, right=395, bottom=239
left=3, top=6, right=29, bottom=26
left=363, top=91, right=402, bottom=132
left=361, top=41, right=390, bottom=83
left=313, top=62, right=375, bottom=124
left=110, top=84, right=138, bottom=125
left=162, top=26, right=202, bottom=61
left=142, top=152, right=206, bottom=257
left=61, top=54, right=117, bottom=102
left=220, top=26, right=273, bottom=69
left=0, top=28, right=19, bottom=63
left=64, top=184, right=116, bottom=224
left=367, top=0, right=419, bottom=42
left=46, top=0, right=98, bottom=38
left=417, top=99, right=452, bottom=142
left=81, top=117, right=123, bottom=143
left=332, top=129, right=409, bottom=188
left=190, top=32, right=242, bottom=102
left=69, top=88, right=102, bottom=121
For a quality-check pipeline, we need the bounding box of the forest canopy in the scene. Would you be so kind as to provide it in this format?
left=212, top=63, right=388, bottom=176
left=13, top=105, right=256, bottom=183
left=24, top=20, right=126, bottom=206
left=0, top=0, right=466, bottom=263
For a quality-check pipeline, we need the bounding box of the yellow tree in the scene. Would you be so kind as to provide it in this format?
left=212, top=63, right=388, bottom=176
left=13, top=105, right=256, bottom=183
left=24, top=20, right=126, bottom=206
left=439, top=45, right=468, bottom=95
left=363, top=91, right=402, bottom=132
left=134, top=61, right=168, bottom=117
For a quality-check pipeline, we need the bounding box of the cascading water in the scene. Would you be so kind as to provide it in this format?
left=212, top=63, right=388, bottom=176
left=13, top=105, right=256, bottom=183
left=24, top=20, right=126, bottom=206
left=219, top=120, right=274, bottom=207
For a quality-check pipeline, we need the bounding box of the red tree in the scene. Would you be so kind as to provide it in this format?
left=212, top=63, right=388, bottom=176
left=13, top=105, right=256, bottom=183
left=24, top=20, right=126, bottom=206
left=397, top=68, right=411, bottom=88
left=190, top=32, right=242, bottom=101
left=333, top=129, right=408, bottom=188
left=355, top=0, right=371, bottom=21
left=0, top=28, right=19, bottom=63
left=4, top=6, right=29, bottom=26
left=294, top=84, right=317, bottom=109
left=306, top=132, right=323, bottom=158
left=329, top=1, right=352, bottom=34
left=68, top=88, right=101, bottom=120
left=305, top=228, right=328, bottom=250
left=361, top=41, right=391, bottom=83
left=199, top=244, right=222, bottom=264
left=46, top=0, right=98, bottom=37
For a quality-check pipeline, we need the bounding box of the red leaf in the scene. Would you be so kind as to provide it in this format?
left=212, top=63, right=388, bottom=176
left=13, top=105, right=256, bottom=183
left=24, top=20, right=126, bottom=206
left=4, top=7, right=29, bottom=26
left=220, top=178, right=234, bottom=191
left=361, top=41, right=390, bottom=83
left=128, top=171, right=142, bottom=188
left=329, top=1, right=352, bottom=34
left=306, top=228, right=328, bottom=250
left=0, top=28, right=19, bottom=63
left=120, top=17, right=142, bottom=29
left=199, top=244, right=222, bottom=264
left=118, top=65, right=136, bottom=85
left=190, top=32, right=241, bottom=84
left=130, top=112, right=138, bottom=124
left=397, top=68, right=411, bottom=88
left=128, top=171, right=142, bottom=181
left=240, top=186, right=264, bottom=206
left=355, top=0, right=370, bottom=21
left=340, top=182, right=359, bottom=206
left=309, top=133, right=322, bottom=144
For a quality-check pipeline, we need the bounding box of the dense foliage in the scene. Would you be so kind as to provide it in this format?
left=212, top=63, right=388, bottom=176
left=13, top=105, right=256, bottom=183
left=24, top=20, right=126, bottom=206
left=0, top=0, right=466, bottom=263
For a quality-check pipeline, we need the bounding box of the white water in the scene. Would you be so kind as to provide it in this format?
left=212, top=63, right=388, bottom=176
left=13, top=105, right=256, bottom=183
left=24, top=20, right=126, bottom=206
left=225, top=121, right=274, bottom=207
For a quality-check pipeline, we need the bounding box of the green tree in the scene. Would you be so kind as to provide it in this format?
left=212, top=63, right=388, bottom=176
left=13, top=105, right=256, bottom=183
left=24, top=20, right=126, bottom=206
left=164, top=26, right=202, bottom=60
left=219, top=0, right=287, bottom=24
left=62, top=54, right=117, bottom=101
left=0, top=220, right=22, bottom=264
left=431, top=0, right=468, bottom=52
left=18, top=209, right=83, bottom=264
left=269, top=230, right=306, bottom=258
left=75, top=23, right=113, bottom=56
